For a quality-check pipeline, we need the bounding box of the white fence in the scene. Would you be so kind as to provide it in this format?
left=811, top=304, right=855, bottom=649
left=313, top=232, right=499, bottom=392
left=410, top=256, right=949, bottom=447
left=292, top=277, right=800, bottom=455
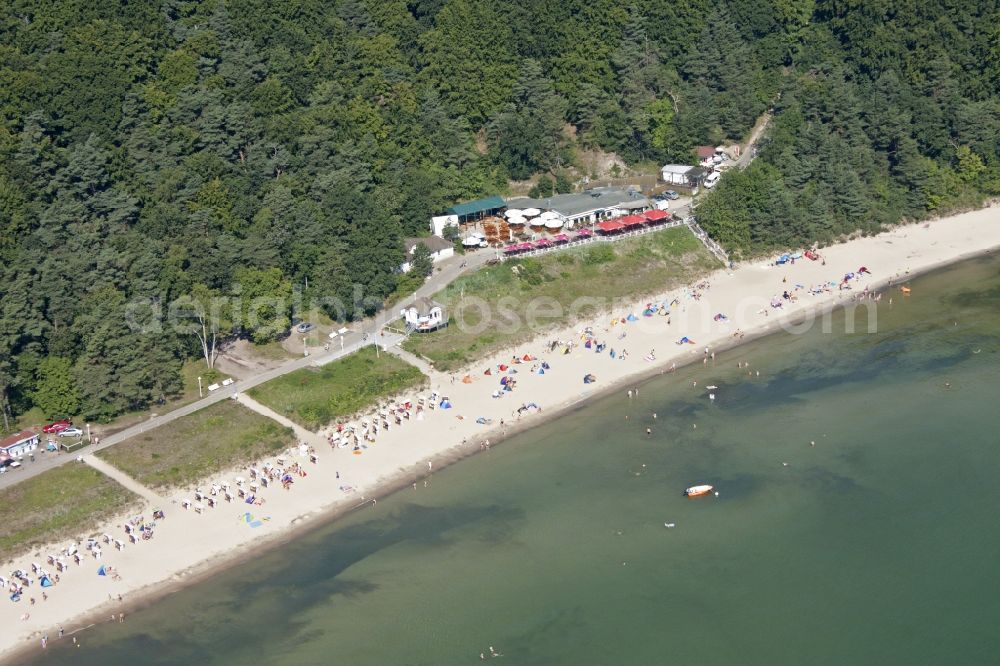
left=498, top=218, right=727, bottom=262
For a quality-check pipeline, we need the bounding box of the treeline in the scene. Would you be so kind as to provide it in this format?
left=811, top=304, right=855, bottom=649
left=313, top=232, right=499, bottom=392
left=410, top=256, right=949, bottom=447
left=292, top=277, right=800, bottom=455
left=0, top=0, right=997, bottom=423
left=697, top=0, right=1000, bottom=254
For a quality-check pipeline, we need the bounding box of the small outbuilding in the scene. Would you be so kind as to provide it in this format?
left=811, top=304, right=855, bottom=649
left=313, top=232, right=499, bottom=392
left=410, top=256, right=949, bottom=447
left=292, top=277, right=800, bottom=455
left=0, top=430, right=39, bottom=458
left=400, top=297, right=448, bottom=333
left=401, top=236, right=455, bottom=272
left=661, top=164, right=698, bottom=186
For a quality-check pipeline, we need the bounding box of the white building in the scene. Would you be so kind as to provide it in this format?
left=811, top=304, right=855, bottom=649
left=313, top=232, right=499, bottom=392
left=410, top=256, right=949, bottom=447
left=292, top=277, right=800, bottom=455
left=661, top=164, right=697, bottom=185
left=430, top=214, right=459, bottom=237
left=400, top=297, right=448, bottom=332
left=400, top=236, right=455, bottom=272
left=508, top=187, right=650, bottom=228
left=0, top=430, right=39, bottom=459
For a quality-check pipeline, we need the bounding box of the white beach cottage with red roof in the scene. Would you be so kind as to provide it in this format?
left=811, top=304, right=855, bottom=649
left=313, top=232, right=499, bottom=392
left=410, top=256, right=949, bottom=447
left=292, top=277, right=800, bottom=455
left=0, top=430, right=40, bottom=459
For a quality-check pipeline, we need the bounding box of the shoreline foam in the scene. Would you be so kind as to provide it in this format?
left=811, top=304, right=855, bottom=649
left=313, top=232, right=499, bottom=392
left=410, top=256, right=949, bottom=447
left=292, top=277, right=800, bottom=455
left=2, top=206, right=999, bottom=663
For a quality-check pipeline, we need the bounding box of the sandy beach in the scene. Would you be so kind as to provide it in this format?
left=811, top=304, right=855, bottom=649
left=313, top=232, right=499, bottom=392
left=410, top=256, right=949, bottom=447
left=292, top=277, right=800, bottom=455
left=2, top=206, right=999, bottom=662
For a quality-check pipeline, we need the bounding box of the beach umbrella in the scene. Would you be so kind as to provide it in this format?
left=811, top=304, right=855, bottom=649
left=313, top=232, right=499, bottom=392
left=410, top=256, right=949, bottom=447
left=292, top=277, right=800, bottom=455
left=539, top=210, right=560, bottom=220
left=507, top=216, right=526, bottom=226
left=504, top=209, right=523, bottom=218
left=522, top=207, right=541, bottom=217
left=544, top=219, right=563, bottom=229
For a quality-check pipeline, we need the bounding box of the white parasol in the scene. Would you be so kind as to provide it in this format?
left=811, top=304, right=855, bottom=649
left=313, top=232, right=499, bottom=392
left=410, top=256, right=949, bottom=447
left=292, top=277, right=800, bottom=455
left=544, top=219, right=563, bottom=229
left=507, top=215, right=526, bottom=225
left=521, top=207, right=541, bottom=217
left=504, top=209, right=523, bottom=219
left=539, top=210, right=560, bottom=220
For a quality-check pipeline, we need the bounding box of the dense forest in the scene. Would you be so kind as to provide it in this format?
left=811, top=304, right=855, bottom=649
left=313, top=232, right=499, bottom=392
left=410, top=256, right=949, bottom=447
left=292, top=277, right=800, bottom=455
left=1, top=0, right=998, bottom=424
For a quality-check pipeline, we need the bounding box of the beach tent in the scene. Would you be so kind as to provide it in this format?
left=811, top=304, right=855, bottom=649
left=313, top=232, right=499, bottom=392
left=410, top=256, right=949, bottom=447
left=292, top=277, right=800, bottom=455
left=439, top=399, right=452, bottom=409
left=40, top=576, right=53, bottom=588
left=626, top=313, right=639, bottom=322
left=97, top=565, right=107, bottom=576
left=583, top=374, right=597, bottom=384
left=677, top=337, right=696, bottom=345
left=500, top=376, right=512, bottom=385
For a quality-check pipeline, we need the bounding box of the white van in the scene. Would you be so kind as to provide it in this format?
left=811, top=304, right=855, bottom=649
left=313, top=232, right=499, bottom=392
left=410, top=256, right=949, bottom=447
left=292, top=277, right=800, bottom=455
left=704, top=171, right=721, bottom=189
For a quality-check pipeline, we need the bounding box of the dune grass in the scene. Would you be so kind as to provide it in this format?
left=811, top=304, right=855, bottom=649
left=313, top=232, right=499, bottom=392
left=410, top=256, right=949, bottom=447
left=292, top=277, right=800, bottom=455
left=0, top=465, right=139, bottom=563
left=403, top=226, right=717, bottom=371
left=98, top=400, right=294, bottom=489
left=247, top=351, right=427, bottom=431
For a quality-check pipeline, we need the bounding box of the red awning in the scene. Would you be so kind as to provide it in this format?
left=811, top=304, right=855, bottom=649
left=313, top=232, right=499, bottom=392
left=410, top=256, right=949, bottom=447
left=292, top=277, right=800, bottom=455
left=596, top=220, right=625, bottom=233
left=620, top=215, right=645, bottom=227
left=644, top=209, right=670, bottom=221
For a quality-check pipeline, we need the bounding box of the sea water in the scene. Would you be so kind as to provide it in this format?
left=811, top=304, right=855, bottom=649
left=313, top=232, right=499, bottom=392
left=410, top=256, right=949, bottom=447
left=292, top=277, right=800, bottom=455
left=29, top=254, right=1000, bottom=665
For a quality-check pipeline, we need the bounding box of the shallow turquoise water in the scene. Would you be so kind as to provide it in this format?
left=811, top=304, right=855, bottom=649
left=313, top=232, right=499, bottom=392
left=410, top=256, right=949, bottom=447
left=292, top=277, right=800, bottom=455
left=29, top=255, right=1000, bottom=665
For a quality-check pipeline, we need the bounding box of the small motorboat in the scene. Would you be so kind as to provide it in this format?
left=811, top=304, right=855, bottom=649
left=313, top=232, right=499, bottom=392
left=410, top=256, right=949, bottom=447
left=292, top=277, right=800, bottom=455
left=684, top=484, right=714, bottom=497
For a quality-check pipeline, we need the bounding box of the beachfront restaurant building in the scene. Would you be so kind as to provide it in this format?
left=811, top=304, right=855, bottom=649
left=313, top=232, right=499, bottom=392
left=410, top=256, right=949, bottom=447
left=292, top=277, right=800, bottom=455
left=0, top=430, right=40, bottom=458
left=400, top=297, right=448, bottom=333
left=508, top=187, right=651, bottom=229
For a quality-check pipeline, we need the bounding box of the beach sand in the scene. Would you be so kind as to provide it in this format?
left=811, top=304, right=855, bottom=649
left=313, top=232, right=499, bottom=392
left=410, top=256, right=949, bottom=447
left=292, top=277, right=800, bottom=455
left=2, top=206, right=999, bottom=661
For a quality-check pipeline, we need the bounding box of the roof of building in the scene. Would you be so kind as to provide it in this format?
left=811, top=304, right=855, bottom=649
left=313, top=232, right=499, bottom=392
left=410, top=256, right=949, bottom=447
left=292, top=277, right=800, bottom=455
left=404, top=236, right=453, bottom=254
left=405, top=297, right=443, bottom=317
left=696, top=145, right=716, bottom=158
left=509, top=188, right=649, bottom=220
left=448, top=195, right=506, bottom=218
left=0, top=430, right=38, bottom=449
left=661, top=164, right=695, bottom=174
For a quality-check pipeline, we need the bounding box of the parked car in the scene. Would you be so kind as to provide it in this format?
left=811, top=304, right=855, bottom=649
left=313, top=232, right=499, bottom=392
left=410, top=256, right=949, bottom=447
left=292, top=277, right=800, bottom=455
left=296, top=322, right=316, bottom=333
left=663, top=190, right=680, bottom=200
left=704, top=171, right=721, bottom=189
left=42, top=420, right=72, bottom=433
left=58, top=427, right=84, bottom=438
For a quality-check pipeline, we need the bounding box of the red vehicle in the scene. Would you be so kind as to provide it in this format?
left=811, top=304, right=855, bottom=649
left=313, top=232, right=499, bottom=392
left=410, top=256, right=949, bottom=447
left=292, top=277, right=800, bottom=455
left=42, top=420, right=72, bottom=434
left=804, top=250, right=820, bottom=261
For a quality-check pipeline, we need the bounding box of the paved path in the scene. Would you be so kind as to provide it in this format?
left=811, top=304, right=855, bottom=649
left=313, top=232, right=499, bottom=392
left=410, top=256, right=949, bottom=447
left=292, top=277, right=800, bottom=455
left=383, top=344, right=439, bottom=378
left=83, top=455, right=165, bottom=506
left=234, top=394, right=326, bottom=448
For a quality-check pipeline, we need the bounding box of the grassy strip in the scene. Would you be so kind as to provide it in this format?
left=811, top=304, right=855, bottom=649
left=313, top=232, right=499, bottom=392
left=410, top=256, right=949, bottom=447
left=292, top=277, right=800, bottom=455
left=98, top=400, right=294, bottom=489
left=0, top=465, right=139, bottom=563
left=403, top=227, right=717, bottom=371
left=247, top=351, right=427, bottom=431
